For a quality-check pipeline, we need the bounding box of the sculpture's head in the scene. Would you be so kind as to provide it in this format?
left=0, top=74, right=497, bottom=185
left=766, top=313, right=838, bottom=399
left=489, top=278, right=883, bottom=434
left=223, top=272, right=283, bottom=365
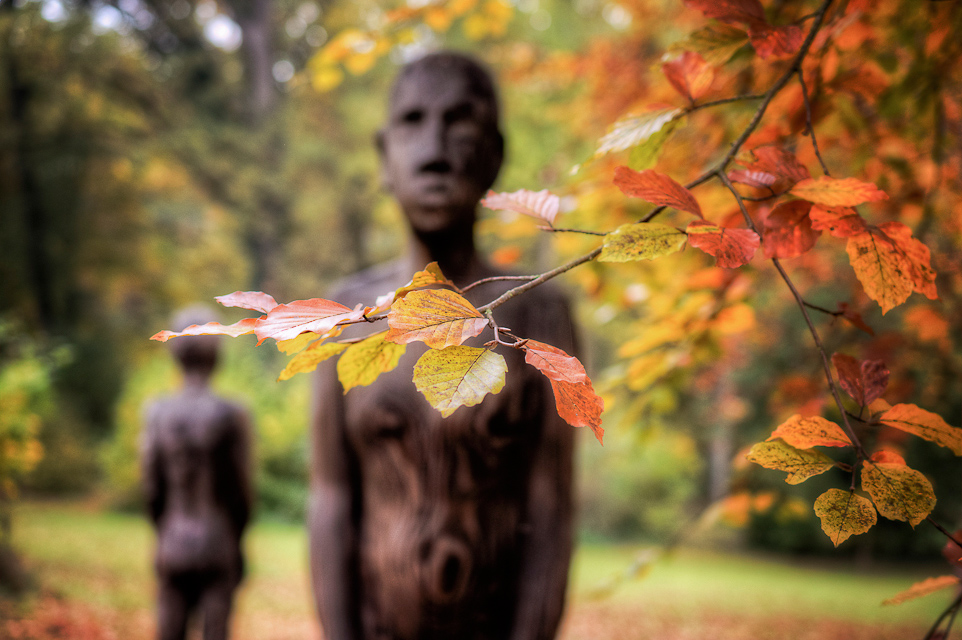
left=168, top=305, right=220, bottom=377
left=377, top=52, right=504, bottom=236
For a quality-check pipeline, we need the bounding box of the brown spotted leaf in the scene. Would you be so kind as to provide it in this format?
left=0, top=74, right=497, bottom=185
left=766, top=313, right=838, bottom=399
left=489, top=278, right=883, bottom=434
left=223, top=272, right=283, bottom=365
left=809, top=206, right=867, bottom=238
left=746, top=440, right=835, bottom=484
left=814, top=489, right=877, bottom=547
left=599, top=223, right=689, bottom=262
left=279, top=341, right=348, bottom=381
left=861, top=459, right=936, bottom=527
left=767, top=415, right=852, bottom=449
left=762, top=200, right=819, bottom=259
left=686, top=220, right=760, bottom=268
left=614, top=166, right=703, bottom=218
left=877, top=222, right=938, bottom=300
left=386, top=289, right=488, bottom=349
left=881, top=404, right=962, bottom=456
left=883, top=576, right=961, bottom=606
left=413, top=346, right=507, bottom=417
left=846, top=227, right=914, bottom=314
left=522, top=340, right=588, bottom=385
left=832, top=353, right=890, bottom=407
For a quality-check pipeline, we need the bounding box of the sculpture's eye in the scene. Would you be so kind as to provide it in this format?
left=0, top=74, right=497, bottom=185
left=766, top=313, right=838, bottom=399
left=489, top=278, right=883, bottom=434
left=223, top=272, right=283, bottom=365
left=402, top=109, right=423, bottom=124
left=444, top=103, right=474, bottom=125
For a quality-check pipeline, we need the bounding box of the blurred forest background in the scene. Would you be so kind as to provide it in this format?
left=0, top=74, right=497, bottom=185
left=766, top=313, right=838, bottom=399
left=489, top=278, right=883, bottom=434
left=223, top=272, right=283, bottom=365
left=1, top=0, right=961, bottom=607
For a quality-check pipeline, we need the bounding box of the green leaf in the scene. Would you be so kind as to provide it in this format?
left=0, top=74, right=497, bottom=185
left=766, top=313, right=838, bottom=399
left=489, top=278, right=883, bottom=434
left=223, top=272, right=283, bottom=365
left=336, top=332, right=406, bottom=392
left=413, top=346, right=507, bottom=417
left=813, top=489, right=877, bottom=547
left=593, top=108, right=683, bottom=160
left=599, top=223, right=688, bottom=262
left=278, top=340, right=348, bottom=381
left=628, top=118, right=680, bottom=170
left=861, top=460, right=936, bottom=527
left=745, top=440, right=835, bottom=484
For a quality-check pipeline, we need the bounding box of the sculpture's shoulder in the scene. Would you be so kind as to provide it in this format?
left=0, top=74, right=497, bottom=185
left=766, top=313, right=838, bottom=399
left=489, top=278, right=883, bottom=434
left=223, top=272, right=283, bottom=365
left=327, top=260, right=410, bottom=308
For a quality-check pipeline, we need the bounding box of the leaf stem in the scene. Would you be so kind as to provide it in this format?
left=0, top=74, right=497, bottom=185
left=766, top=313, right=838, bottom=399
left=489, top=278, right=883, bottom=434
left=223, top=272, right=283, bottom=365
left=797, top=69, right=832, bottom=176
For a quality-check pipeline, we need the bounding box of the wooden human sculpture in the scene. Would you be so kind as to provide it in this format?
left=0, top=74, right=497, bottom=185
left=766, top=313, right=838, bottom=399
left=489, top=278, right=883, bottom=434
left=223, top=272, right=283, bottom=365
left=309, top=52, right=576, bottom=640
left=142, top=307, right=253, bottom=640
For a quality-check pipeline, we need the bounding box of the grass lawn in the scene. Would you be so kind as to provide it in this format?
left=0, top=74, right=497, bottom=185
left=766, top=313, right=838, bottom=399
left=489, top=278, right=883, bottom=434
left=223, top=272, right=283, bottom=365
left=2, top=500, right=953, bottom=640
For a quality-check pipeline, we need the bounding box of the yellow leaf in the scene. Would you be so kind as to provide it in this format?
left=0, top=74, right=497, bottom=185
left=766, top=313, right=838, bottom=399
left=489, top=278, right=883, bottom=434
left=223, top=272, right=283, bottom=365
left=813, top=488, right=877, bottom=547
left=311, top=65, right=344, bottom=92
left=276, top=332, right=320, bottom=355
left=424, top=6, right=453, bottom=31
left=790, top=177, right=888, bottom=207
left=883, top=575, right=961, bottom=606
left=861, top=460, right=936, bottom=527
left=846, top=228, right=914, bottom=314
left=385, top=289, right=488, bottom=349
left=746, top=440, right=835, bottom=484
left=278, top=341, right=347, bottom=381
left=881, top=404, right=962, bottom=455
left=336, top=332, right=406, bottom=392
left=599, top=223, right=688, bottom=262
left=767, top=415, right=852, bottom=449
left=413, top=346, right=506, bottom=417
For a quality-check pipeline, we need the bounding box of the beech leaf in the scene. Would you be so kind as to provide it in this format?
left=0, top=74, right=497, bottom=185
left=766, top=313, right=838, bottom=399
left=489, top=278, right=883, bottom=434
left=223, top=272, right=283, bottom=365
left=215, top=291, right=278, bottom=314
left=599, top=223, right=688, bottom=262
left=662, top=51, right=714, bottom=102
left=614, top=167, right=703, bottom=218
left=746, top=440, right=835, bottom=484
left=877, top=222, right=938, bottom=300
left=254, top=299, right=365, bottom=344
left=831, top=353, right=889, bottom=407
left=809, top=206, right=867, bottom=238
left=740, top=146, right=810, bottom=191
left=628, top=118, right=680, bottom=171
left=846, top=227, right=914, bottom=314
left=385, top=289, right=488, bottom=349
left=749, top=23, right=803, bottom=59
left=413, top=346, right=507, bottom=417
left=337, top=332, right=407, bottom=392
left=814, top=489, right=877, bottom=547
left=728, top=169, right=777, bottom=189
left=150, top=318, right=258, bottom=342
left=674, top=23, right=749, bottom=67
left=594, top=108, right=683, bottom=159
left=861, top=460, right=936, bottom=527
left=522, top=340, right=588, bottom=385
left=684, top=0, right=766, bottom=28
left=373, top=262, right=454, bottom=313
left=836, top=302, right=875, bottom=336
left=550, top=377, right=605, bottom=444
left=883, top=576, right=961, bottom=606
left=686, top=220, right=760, bottom=268
left=881, top=404, right=962, bottom=456
left=482, top=188, right=561, bottom=226
left=279, top=341, right=348, bottom=381
left=790, top=177, right=888, bottom=207
left=767, top=415, right=852, bottom=449
left=762, top=200, right=819, bottom=259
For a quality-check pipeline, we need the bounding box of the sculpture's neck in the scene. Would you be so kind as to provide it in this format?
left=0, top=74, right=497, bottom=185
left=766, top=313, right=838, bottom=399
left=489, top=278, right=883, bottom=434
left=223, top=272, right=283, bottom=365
left=407, top=221, right=486, bottom=287
left=181, top=370, right=213, bottom=392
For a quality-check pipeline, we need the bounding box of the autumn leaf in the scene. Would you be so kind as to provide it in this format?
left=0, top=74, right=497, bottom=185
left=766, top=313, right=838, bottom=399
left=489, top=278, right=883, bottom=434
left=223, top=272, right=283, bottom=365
left=628, top=118, right=680, bottom=171
left=831, top=353, right=889, bottom=407
left=846, top=227, right=914, bottom=314
left=276, top=332, right=324, bottom=355
left=599, top=223, right=688, bottom=262
left=790, top=177, right=888, bottom=207
left=385, top=289, right=489, bottom=349
left=749, top=23, right=803, bottom=59
left=594, top=108, right=683, bottom=159
left=150, top=318, right=258, bottom=342
left=337, top=332, right=407, bottom=392
left=549, top=377, right=605, bottom=444
left=767, top=415, right=851, bottom=449
left=836, top=302, right=875, bottom=336
left=686, top=220, right=760, bottom=268
left=372, top=262, right=455, bottom=313
left=728, top=169, right=777, bottom=189
left=684, top=0, right=766, bottom=29
left=614, top=167, right=703, bottom=218
left=883, top=576, right=961, bottom=606
left=809, top=205, right=867, bottom=238
left=215, top=291, right=278, bottom=314
left=877, top=222, right=938, bottom=300
left=662, top=51, right=714, bottom=103
left=880, top=404, right=962, bottom=456
left=413, top=346, right=507, bottom=417
left=521, top=340, right=588, bottom=385
left=254, top=299, right=365, bottom=343
left=482, top=188, right=561, bottom=226
left=278, top=341, right=348, bottom=381
left=861, top=459, right=936, bottom=527
left=762, top=200, right=819, bottom=259
left=674, top=23, right=749, bottom=66
left=746, top=440, right=836, bottom=484
left=736, top=146, right=811, bottom=192
left=814, top=489, right=877, bottom=547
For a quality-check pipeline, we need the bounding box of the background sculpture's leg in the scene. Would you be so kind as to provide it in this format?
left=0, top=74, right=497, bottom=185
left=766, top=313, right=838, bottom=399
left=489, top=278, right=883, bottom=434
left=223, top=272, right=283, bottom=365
left=157, top=579, right=189, bottom=640
left=199, top=577, right=234, bottom=640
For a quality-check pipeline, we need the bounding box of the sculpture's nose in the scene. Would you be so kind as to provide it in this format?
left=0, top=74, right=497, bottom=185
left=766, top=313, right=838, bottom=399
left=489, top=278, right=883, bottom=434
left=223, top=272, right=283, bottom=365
left=422, top=535, right=472, bottom=604
left=417, top=116, right=451, bottom=174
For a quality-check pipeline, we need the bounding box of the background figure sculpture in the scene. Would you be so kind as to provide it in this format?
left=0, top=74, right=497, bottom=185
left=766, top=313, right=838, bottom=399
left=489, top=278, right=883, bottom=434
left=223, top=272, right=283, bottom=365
left=141, top=307, right=253, bottom=640
left=309, top=52, right=577, bottom=640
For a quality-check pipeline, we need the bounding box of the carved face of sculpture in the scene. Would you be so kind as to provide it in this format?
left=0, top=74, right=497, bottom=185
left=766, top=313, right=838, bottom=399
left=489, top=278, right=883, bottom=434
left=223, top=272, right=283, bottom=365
left=378, top=59, right=503, bottom=235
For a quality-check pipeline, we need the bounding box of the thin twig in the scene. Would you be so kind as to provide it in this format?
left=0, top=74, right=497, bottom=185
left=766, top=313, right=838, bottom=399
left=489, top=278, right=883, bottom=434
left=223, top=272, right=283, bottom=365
left=541, top=227, right=607, bottom=236
left=925, top=592, right=962, bottom=640
left=688, top=93, right=766, bottom=114
left=797, top=68, right=832, bottom=176
left=929, top=517, right=962, bottom=550
left=461, top=275, right=539, bottom=293
left=478, top=247, right=603, bottom=313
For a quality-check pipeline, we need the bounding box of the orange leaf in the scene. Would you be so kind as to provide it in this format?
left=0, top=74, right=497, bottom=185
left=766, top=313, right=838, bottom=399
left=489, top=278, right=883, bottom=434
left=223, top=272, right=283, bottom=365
left=809, top=205, right=867, bottom=238
left=877, top=222, right=938, bottom=300
left=846, top=227, right=914, bottom=314
left=767, top=414, right=852, bottom=448
left=790, top=177, right=888, bottom=207
left=373, top=262, right=455, bottom=312
left=883, top=576, right=961, bottom=606
left=482, top=188, right=561, bottom=226
left=836, top=302, right=874, bottom=336
left=150, top=318, right=259, bottom=342
left=662, top=51, right=715, bottom=102
left=550, top=377, right=604, bottom=444
left=686, top=220, right=760, bottom=268
left=613, top=166, right=703, bottom=218
left=385, top=289, right=488, bottom=349
left=254, top=299, right=365, bottom=344
left=762, top=200, right=819, bottom=259
left=881, top=404, right=962, bottom=456
left=684, top=0, right=766, bottom=30
left=215, top=291, right=278, bottom=314
left=522, top=340, right=588, bottom=385
left=831, top=353, right=889, bottom=407
left=749, top=23, right=803, bottom=59
left=870, top=450, right=906, bottom=465
left=732, top=146, right=810, bottom=192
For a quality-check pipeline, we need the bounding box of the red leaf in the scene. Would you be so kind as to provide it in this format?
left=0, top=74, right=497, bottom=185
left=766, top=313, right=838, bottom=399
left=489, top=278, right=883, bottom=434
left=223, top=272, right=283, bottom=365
left=791, top=177, right=888, bottom=207
left=832, top=353, right=889, bottom=407
left=749, top=23, right=803, bottom=59
left=686, top=220, right=760, bottom=268
left=837, top=302, right=875, bottom=336
left=662, top=51, right=715, bottom=103
left=150, top=318, right=259, bottom=342
left=738, top=146, right=811, bottom=192
left=522, top=340, right=588, bottom=385
left=810, top=205, right=868, bottom=238
left=877, top=222, right=938, bottom=300
left=550, top=377, right=605, bottom=444
left=870, top=450, right=906, bottom=466
left=684, top=0, right=767, bottom=30
left=254, top=299, right=365, bottom=344
left=728, top=169, right=777, bottom=189
left=215, top=291, right=278, bottom=314
left=762, top=200, right=819, bottom=259
left=614, top=166, right=703, bottom=218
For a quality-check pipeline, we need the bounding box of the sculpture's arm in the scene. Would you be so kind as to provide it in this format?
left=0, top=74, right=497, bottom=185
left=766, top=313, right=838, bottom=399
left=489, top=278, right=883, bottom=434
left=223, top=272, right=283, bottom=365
left=511, top=303, right=577, bottom=640
left=140, top=402, right=166, bottom=527
left=227, top=407, right=254, bottom=536
left=308, top=359, right=361, bottom=640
